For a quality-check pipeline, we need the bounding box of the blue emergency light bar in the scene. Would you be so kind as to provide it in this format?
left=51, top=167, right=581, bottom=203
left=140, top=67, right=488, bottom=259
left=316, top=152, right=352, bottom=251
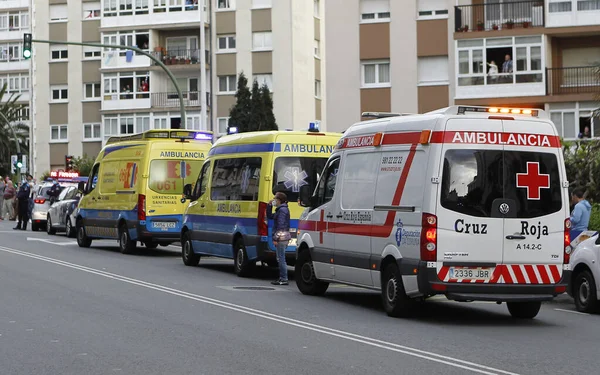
left=194, top=132, right=213, bottom=141
left=308, top=122, right=319, bottom=132
left=228, top=126, right=238, bottom=134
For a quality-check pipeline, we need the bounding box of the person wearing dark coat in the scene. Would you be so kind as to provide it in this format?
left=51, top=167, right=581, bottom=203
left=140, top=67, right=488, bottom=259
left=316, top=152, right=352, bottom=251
left=267, top=192, right=291, bottom=285
left=14, top=180, right=31, bottom=230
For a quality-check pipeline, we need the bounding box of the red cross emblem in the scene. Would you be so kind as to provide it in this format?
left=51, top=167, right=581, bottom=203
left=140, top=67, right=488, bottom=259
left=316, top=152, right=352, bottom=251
left=516, top=162, right=550, bottom=200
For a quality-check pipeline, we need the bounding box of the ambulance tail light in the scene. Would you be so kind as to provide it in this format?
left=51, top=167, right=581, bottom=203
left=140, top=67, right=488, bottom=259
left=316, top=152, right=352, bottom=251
left=258, top=202, right=268, bottom=237
left=564, top=218, right=572, bottom=264
left=137, top=194, right=146, bottom=221
left=420, top=213, right=437, bottom=262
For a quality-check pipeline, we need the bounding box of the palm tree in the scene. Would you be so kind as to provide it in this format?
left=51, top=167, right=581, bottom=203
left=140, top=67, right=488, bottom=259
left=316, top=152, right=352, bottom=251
left=0, top=83, right=29, bottom=176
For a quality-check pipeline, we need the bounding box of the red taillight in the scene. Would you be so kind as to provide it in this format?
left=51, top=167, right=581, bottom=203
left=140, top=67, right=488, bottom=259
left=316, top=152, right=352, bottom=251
left=420, top=213, right=437, bottom=262
left=138, top=194, right=146, bottom=220
left=555, top=285, right=567, bottom=294
left=258, top=202, right=268, bottom=236
left=34, top=197, right=46, bottom=204
left=564, top=218, right=571, bottom=264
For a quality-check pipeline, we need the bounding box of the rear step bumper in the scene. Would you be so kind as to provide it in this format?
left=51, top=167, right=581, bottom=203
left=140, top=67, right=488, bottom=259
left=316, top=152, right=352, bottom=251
left=445, top=293, right=554, bottom=302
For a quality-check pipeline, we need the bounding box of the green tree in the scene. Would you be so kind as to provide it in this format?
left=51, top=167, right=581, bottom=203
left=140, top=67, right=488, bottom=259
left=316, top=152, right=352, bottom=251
left=0, top=83, right=29, bottom=176
left=228, top=72, right=252, bottom=133
left=248, top=79, right=265, bottom=132
left=260, top=84, right=278, bottom=131
left=72, top=154, right=95, bottom=177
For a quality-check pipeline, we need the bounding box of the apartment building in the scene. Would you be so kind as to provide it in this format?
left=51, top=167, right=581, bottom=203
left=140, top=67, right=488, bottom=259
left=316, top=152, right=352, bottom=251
left=0, top=0, right=31, bottom=143
left=213, top=0, right=324, bottom=134
left=325, top=0, right=600, bottom=137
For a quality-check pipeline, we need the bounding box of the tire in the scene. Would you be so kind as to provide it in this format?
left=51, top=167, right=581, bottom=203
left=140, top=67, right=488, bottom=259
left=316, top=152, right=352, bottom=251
left=47, top=216, right=56, bottom=235
left=65, top=218, right=75, bottom=238
left=295, top=250, right=329, bottom=296
left=233, top=239, right=253, bottom=277
left=31, top=223, right=39, bottom=232
left=181, top=232, right=200, bottom=266
left=119, top=224, right=136, bottom=255
left=573, top=270, right=600, bottom=313
left=381, top=263, right=417, bottom=318
left=76, top=221, right=92, bottom=248
left=507, top=301, right=542, bottom=319
left=144, top=241, right=158, bottom=249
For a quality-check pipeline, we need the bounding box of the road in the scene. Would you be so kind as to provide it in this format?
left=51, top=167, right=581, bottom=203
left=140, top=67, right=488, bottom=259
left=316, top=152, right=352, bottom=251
left=0, top=219, right=597, bottom=375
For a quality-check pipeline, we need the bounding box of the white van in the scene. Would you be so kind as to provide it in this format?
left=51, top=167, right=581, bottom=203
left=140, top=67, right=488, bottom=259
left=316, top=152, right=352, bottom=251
left=296, top=106, right=572, bottom=319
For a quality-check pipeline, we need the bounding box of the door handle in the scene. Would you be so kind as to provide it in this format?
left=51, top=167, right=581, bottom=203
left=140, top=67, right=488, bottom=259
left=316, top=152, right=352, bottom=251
left=336, top=214, right=343, bottom=218
left=200, top=203, right=205, bottom=208
left=326, top=213, right=333, bottom=218
left=506, top=235, right=526, bottom=240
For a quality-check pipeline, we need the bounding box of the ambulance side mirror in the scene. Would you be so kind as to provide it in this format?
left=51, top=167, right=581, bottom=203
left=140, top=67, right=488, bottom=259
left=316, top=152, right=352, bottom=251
left=78, top=181, right=86, bottom=195
left=298, top=185, right=312, bottom=208
left=182, top=183, right=193, bottom=203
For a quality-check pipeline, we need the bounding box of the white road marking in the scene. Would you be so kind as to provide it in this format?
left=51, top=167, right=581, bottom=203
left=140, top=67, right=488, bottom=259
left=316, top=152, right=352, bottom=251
left=554, top=308, right=590, bottom=316
left=0, top=245, right=519, bottom=375
left=26, top=238, right=77, bottom=246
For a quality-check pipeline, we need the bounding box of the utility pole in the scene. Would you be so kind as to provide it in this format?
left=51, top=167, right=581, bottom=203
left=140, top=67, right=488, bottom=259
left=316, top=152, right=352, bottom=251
left=200, top=0, right=208, bottom=132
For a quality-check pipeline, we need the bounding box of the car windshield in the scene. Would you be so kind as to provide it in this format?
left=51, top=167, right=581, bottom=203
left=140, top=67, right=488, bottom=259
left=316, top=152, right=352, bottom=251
left=272, top=157, right=328, bottom=202
left=39, top=186, right=66, bottom=199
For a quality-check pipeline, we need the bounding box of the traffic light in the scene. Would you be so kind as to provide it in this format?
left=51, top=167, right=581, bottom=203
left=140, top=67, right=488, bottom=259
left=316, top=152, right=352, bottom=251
left=65, top=155, right=74, bottom=171
left=23, top=33, right=32, bottom=59
left=16, top=153, right=23, bottom=169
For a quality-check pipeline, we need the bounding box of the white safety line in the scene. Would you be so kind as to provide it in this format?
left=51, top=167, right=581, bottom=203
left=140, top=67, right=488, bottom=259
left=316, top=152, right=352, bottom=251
left=0, top=245, right=519, bottom=375
left=553, top=308, right=590, bottom=316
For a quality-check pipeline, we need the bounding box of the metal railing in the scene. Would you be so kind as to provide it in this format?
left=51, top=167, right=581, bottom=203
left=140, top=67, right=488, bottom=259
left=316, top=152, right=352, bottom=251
left=150, top=49, right=208, bottom=66
left=454, top=1, right=545, bottom=32
left=152, top=91, right=205, bottom=107
left=546, top=66, right=600, bottom=95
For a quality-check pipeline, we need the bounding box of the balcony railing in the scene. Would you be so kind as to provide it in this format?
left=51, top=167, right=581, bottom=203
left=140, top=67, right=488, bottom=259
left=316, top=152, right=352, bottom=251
left=152, top=91, right=210, bottom=108
left=455, top=1, right=545, bottom=32
left=150, top=49, right=209, bottom=66
left=546, top=66, right=600, bottom=96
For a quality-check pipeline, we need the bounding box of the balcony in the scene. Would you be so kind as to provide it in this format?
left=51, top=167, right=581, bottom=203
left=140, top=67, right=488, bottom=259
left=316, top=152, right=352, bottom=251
left=546, top=66, right=600, bottom=96
left=547, top=0, right=600, bottom=28
left=150, top=49, right=209, bottom=67
left=454, top=1, right=544, bottom=32
left=0, top=0, right=30, bottom=9
left=102, top=1, right=209, bottom=29
left=151, top=91, right=209, bottom=108
left=456, top=72, right=545, bottom=99
left=102, top=92, right=151, bottom=111
left=0, top=56, right=30, bottom=72
left=102, top=51, right=151, bottom=69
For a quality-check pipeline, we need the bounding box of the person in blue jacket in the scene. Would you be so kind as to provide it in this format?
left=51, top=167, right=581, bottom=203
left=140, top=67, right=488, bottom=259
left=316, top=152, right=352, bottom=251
left=570, top=188, right=592, bottom=240
left=267, top=192, right=291, bottom=285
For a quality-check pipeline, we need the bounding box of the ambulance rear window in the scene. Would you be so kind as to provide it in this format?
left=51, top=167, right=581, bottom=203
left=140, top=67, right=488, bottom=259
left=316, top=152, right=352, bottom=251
left=441, top=149, right=562, bottom=218
left=272, top=157, right=328, bottom=202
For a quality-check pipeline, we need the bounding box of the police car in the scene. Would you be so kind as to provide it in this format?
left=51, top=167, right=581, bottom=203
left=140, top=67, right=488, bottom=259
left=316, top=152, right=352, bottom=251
left=296, top=106, right=572, bottom=319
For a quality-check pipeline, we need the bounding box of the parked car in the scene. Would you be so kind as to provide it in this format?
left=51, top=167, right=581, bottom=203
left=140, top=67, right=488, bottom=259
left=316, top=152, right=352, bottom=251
left=31, top=182, right=77, bottom=231
left=47, top=185, right=83, bottom=237
left=568, top=231, right=600, bottom=313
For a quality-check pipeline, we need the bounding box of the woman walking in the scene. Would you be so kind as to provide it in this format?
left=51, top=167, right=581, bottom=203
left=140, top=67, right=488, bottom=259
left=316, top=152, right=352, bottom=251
left=267, top=192, right=291, bottom=285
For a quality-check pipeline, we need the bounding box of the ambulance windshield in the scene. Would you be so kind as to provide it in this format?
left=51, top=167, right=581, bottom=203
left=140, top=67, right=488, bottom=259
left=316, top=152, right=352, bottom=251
left=440, top=149, right=562, bottom=218
left=272, top=157, right=328, bottom=202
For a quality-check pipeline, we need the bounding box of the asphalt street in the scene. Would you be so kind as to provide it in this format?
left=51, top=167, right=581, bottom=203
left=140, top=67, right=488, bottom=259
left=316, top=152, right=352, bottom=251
left=0, top=219, right=598, bottom=375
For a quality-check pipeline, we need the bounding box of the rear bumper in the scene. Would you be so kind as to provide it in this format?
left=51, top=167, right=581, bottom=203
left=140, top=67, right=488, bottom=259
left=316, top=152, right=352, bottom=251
left=136, top=223, right=180, bottom=244
left=416, top=262, right=571, bottom=302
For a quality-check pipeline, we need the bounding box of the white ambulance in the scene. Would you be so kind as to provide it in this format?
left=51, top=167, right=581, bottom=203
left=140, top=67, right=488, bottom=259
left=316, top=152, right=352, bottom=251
left=296, top=106, right=572, bottom=319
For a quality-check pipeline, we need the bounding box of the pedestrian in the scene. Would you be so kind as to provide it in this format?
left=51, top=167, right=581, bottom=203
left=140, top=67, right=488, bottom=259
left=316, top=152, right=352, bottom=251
left=3, top=178, right=16, bottom=221
left=48, top=179, right=61, bottom=203
left=0, top=175, right=5, bottom=220
left=26, top=174, right=35, bottom=221
left=14, top=178, right=31, bottom=230
left=570, top=188, right=592, bottom=240
left=267, top=191, right=291, bottom=285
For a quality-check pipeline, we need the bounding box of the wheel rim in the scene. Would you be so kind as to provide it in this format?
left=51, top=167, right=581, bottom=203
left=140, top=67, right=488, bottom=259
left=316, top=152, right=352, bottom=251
left=183, top=241, right=191, bottom=260
left=301, top=262, right=315, bottom=284
left=120, top=231, right=127, bottom=249
left=78, top=226, right=84, bottom=241
left=236, top=247, right=244, bottom=269
left=47, top=217, right=51, bottom=233
left=579, top=278, right=590, bottom=305
left=386, top=277, right=398, bottom=304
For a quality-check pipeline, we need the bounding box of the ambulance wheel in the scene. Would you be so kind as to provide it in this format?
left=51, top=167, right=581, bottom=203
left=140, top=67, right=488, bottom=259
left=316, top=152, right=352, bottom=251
left=65, top=217, right=75, bottom=238
left=76, top=220, right=92, bottom=248
left=573, top=270, right=599, bottom=313
left=381, top=263, right=416, bottom=318
left=46, top=215, right=56, bottom=235
left=144, top=241, right=158, bottom=249
left=119, top=225, right=137, bottom=255
left=233, top=239, right=253, bottom=277
left=507, top=301, right=541, bottom=319
left=295, top=250, right=328, bottom=296
left=182, top=232, right=200, bottom=267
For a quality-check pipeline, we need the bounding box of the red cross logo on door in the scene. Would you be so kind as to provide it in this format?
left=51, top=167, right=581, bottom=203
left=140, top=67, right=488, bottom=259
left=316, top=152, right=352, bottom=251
left=516, top=162, right=550, bottom=200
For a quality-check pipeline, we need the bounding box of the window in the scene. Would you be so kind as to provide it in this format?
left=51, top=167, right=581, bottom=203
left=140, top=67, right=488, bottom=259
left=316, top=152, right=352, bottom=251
left=192, top=162, right=211, bottom=199
left=217, top=35, right=236, bottom=52
left=103, top=30, right=149, bottom=56
left=217, top=117, right=229, bottom=134
left=360, top=0, right=390, bottom=22
left=252, top=32, right=273, bottom=51
left=314, top=0, right=320, bottom=17
left=417, top=0, right=448, bottom=19
left=50, top=4, right=68, bottom=21
left=83, top=46, right=102, bottom=59
left=252, top=0, right=271, bottom=8
left=103, top=71, right=150, bottom=100
left=316, top=157, right=340, bottom=206
left=51, top=125, right=68, bottom=141
left=83, top=2, right=101, bottom=19
left=154, top=118, right=168, bottom=129
left=103, top=116, right=119, bottom=140
left=84, top=83, right=101, bottom=100
left=340, top=153, right=379, bottom=210
left=218, top=75, right=236, bottom=94
left=441, top=149, right=562, bottom=218
left=51, top=85, right=68, bottom=102
left=87, top=164, right=99, bottom=193
left=210, top=157, right=262, bottom=201
left=19, top=107, right=29, bottom=120
left=361, top=60, right=391, bottom=87
left=136, top=115, right=151, bottom=133
left=314, top=40, right=320, bottom=58
left=314, top=80, right=321, bottom=98
left=253, top=74, right=273, bottom=91
left=50, top=45, right=68, bottom=61
left=0, top=73, right=29, bottom=94
left=217, top=0, right=235, bottom=10
left=578, top=0, right=600, bottom=11
left=273, top=157, right=328, bottom=202
left=0, top=43, right=22, bottom=61
left=3, top=11, right=29, bottom=31
left=418, top=56, right=449, bottom=86
left=120, top=116, right=135, bottom=134
left=83, top=123, right=102, bottom=140
left=549, top=1, right=572, bottom=12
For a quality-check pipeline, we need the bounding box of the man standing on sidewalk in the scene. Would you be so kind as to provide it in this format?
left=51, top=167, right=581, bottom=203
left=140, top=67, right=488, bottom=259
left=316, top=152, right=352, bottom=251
left=14, top=179, right=31, bottom=230
left=0, top=176, right=5, bottom=220
left=3, top=178, right=16, bottom=221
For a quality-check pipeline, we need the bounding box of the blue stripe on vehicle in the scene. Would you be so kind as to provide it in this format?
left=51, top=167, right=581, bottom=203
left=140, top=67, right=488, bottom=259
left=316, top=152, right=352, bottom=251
left=208, top=143, right=282, bottom=156
left=103, top=144, right=143, bottom=157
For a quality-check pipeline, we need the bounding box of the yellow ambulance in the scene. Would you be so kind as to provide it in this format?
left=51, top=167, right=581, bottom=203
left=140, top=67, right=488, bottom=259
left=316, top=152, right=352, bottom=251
left=75, top=129, right=213, bottom=254
left=179, top=125, right=342, bottom=276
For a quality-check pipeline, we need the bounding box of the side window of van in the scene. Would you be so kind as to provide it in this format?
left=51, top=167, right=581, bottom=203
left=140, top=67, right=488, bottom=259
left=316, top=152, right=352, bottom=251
left=88, top=164, right=100, bottom=193
left=193, top=162, right=211, bottom=199
left=317, top=157, right=340, bottom=206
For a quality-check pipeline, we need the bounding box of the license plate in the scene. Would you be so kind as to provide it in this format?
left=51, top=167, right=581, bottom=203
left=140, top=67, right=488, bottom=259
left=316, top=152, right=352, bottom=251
left=152, top=221, right=176, bottom=229
left=448, top=267, right=491, bottom=281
